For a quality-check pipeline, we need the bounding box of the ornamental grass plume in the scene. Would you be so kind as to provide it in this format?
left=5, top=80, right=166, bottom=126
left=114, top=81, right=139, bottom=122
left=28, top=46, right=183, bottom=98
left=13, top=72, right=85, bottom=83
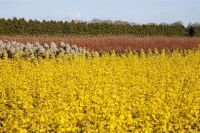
left=0, top=40, right=90, bottom=58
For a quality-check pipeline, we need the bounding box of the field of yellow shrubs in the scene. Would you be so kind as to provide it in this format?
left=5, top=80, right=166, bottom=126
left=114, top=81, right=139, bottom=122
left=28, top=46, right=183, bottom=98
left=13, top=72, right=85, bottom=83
left=0, top=49, right=200, bottom=132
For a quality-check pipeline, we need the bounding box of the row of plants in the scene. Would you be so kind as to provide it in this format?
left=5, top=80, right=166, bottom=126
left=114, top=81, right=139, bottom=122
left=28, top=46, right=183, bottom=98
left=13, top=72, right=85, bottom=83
left=0, top=17, right=199, bottom=36
left=0, top=40, right=89, bottom=59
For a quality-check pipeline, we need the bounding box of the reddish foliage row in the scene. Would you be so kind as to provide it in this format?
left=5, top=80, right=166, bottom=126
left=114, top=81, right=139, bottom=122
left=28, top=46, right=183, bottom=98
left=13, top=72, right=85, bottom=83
left=0, top=36, right=200, bottom=51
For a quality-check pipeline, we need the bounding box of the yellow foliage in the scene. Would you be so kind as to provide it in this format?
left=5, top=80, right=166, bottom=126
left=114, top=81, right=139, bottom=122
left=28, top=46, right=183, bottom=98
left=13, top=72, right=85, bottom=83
left=0, top=49, right=200, bottom=132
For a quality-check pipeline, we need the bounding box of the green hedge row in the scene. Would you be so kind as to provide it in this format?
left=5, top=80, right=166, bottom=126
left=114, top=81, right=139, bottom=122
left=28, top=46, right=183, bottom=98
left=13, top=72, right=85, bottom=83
left=0, top=17, right=199, bottom=36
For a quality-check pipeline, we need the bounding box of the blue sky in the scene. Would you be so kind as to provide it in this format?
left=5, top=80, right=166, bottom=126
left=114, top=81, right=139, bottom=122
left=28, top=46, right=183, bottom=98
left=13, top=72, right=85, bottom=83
left=0, top=0, right=200, bottom=26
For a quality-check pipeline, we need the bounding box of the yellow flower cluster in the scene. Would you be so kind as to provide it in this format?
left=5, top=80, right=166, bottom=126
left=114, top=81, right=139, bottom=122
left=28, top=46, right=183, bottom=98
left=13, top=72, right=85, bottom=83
left=0, top=49, right=199, bottom=132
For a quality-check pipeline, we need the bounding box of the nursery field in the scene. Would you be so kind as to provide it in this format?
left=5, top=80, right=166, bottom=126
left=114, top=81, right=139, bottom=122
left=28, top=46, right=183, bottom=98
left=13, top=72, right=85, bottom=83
left=0, top=47, right=200, bottom=132
left=1, top=36, right=200, bottom=51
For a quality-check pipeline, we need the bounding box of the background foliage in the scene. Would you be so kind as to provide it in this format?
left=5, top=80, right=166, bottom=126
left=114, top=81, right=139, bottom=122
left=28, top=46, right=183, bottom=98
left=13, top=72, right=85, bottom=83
left=0, top=17, right=199, bottom=36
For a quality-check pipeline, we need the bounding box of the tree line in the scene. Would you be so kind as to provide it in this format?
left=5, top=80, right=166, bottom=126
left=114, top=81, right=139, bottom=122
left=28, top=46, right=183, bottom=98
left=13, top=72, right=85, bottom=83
left=0, top=17, right=199, bottom=36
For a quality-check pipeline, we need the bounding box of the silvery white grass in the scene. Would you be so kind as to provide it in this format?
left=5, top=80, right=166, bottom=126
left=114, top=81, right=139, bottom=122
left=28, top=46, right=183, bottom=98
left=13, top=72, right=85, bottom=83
left=0, top=40, right=91, bottom=58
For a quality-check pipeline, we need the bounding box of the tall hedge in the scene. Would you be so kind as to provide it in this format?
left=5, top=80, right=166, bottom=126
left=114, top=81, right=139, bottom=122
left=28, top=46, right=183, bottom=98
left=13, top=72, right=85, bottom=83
left=0, top=17, right=198, bottom=37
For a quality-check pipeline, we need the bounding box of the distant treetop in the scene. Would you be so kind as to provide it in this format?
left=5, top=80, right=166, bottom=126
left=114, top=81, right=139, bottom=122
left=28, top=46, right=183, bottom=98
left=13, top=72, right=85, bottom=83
left=0, top=17, right=199, bottom=36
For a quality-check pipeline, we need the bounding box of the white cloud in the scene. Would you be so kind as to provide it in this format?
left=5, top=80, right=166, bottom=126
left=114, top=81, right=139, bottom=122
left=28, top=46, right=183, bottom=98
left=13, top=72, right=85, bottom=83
left=69, top=13, right=82, bottom=20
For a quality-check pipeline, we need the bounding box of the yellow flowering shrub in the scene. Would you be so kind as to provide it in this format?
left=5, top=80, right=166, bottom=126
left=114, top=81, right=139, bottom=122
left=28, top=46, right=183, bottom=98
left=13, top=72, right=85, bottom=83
left=0, top=49, right=199, bottom=132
